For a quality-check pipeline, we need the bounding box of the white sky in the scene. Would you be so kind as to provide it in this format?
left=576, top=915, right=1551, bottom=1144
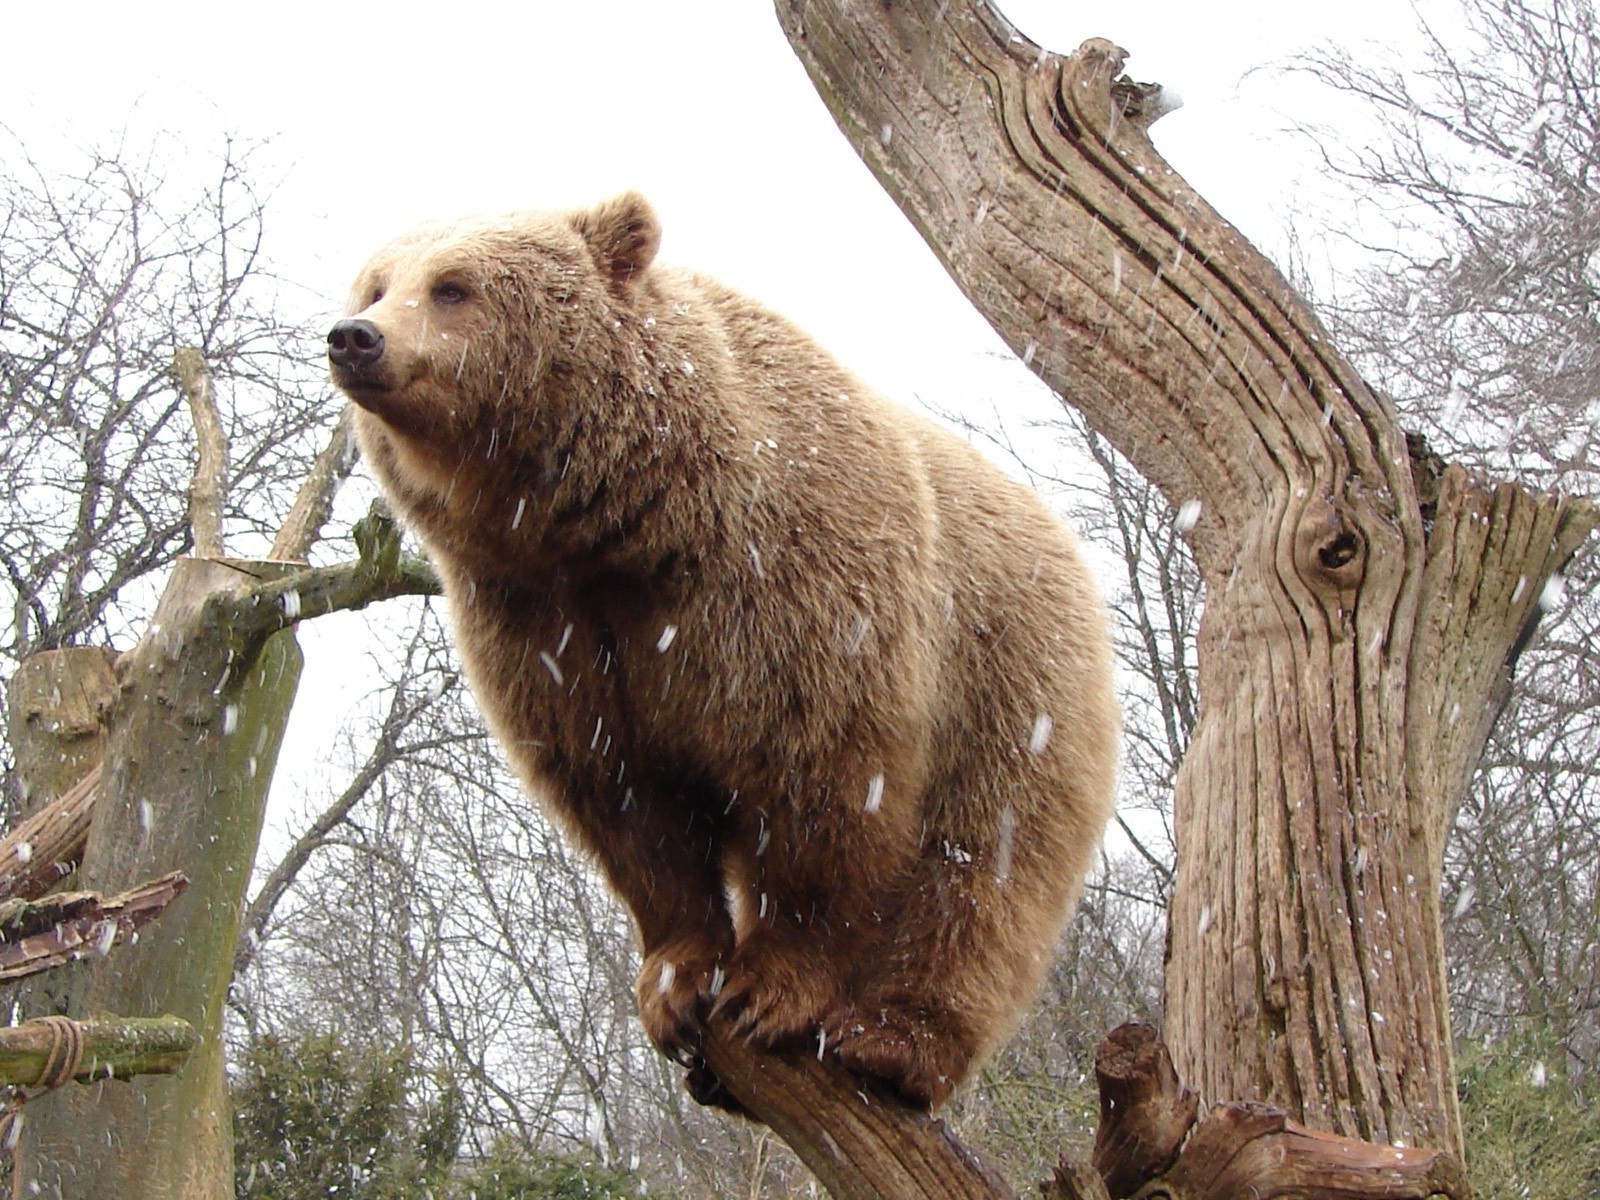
left=0, top=1, right=1430, bottom=842
left=2, top=0, right=1424, bottom=420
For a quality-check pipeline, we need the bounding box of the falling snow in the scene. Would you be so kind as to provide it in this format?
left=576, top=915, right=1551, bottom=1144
left=1028, top=713, right=1054, bottom=756
left=1175, top=500, right=1202, bottom=533
left=864, top=774, right=885, bottom=814
left=538, top=651, right=565, bottom=686
left=656, top=624, right=678, bottom=652
left=1538, top=574, right=1567, bottom=612
left=994, top=807, right=1017, bottom=884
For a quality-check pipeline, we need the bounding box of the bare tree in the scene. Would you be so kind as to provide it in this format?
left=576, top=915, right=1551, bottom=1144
left=751, top=3, right=1593, bottom=1185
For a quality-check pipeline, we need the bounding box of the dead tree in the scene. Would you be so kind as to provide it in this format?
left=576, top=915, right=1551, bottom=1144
left=668, top=3, right=1600, bottom=1196
left=774, top=1, right=1595, bottom=1155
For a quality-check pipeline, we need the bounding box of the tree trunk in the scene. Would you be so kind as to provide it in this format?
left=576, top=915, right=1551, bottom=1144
left=15, top=558, right=305, bottom=1200
left=776, top=0, right=1597, bottom=1157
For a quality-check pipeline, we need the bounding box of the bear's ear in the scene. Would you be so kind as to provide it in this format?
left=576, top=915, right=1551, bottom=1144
left=571, top=191, right=661, bottom=291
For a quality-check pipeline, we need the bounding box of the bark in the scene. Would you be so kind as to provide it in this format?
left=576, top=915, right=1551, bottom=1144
left=0, top=872, right=187, bottom=982
left=776, top=0, right=1597, bottom=1158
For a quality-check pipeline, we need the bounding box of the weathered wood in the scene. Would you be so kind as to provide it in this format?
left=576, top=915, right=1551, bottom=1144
left=1138, top=1104, right=1468, bottom=1200
left=4, top=648, right=117, bottom=819
left=1091, top=1024, right=1196, bottom=1197
left=0, top=872, right=187, bottom=981
left=173, top=348, right=228, bottom=558
left=270, top=407, right=356, bottom=562
left=775, top=2, right=1598, bottom=1160
left=0, top=1015, right=194, bottom=1087
left=0, top=768, right=99, bottom=903
left=1065, top=1025, right=1466, bottom=1200
left=698, top=1026, right=1017, bottom=1200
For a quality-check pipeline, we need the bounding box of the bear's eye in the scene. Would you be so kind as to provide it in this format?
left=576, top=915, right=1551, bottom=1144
left=368, top=287, right=385, bottom=307
left=432, top=281, right=470, bottom=306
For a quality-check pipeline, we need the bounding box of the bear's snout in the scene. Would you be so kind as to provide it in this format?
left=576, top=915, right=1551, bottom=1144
left=328, top=318, right=386, bottom=371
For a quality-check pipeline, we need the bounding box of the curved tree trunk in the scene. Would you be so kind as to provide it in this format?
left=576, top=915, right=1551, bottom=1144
left=776, top=0, right=1596, bottom=1158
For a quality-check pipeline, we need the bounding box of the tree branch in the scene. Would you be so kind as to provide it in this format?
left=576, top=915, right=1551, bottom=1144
left=0, top=1015, right=194, bottom=1086
left=270, top=407, right=356, bottom=562
left=697, top=1024, right=1018, bottom=1200
left=173, top=347, right=228, bottom=558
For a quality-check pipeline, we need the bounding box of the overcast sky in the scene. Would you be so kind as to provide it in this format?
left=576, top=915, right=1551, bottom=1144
left=2, top=0, right=1424, bottom=419
left=0, top=1, right=1431, bottom=834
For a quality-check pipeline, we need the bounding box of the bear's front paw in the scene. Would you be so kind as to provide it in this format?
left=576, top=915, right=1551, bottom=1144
left=636, top=938, right=730, bottom=1059
left=831, top=1000, right=975, bottom=1110
left=711, top=935, right=847, bottom=1050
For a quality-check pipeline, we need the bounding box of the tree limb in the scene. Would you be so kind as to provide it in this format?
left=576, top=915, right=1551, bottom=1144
left=697, top=1023, right=1018, bottom=1200
left=0, top=1015, right=194, bottom=1086
left=270, top=407, right=357, bottom=562
left=173, top=347, right=228, bottom=558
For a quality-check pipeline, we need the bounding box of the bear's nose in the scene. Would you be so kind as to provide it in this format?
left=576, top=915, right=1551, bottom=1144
left=328, top=318, right=386, bottom=368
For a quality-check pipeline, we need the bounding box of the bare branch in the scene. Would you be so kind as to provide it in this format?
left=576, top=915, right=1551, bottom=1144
left=173, top=347, right=229, bottom=558
left=270, top=406, right=356, bottom=562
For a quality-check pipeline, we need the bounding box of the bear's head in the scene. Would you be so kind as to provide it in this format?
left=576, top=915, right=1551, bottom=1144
left=328, top=192, right=662, bottom=447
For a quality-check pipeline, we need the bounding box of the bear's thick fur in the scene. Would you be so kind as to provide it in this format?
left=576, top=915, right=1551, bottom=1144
left=329, top=193, right=1118, bottom=1109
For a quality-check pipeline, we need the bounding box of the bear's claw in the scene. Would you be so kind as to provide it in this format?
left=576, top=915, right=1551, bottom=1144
left=636, top=938, right=729, bottom=1057
left=710, top=935, right=847, bottom=1050
left=830, top=1001, right=974, bottom=1110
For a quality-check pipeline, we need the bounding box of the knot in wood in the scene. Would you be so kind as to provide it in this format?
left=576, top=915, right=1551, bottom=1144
left=1294, top=496, right=1366, bottom=595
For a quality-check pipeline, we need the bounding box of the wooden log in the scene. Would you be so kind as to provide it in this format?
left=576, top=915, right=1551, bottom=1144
left=0, top=1015, right=194, bottom=1087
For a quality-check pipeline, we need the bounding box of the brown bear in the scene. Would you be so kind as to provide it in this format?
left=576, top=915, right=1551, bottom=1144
left=328, top=193, right=1118, bottom=1110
